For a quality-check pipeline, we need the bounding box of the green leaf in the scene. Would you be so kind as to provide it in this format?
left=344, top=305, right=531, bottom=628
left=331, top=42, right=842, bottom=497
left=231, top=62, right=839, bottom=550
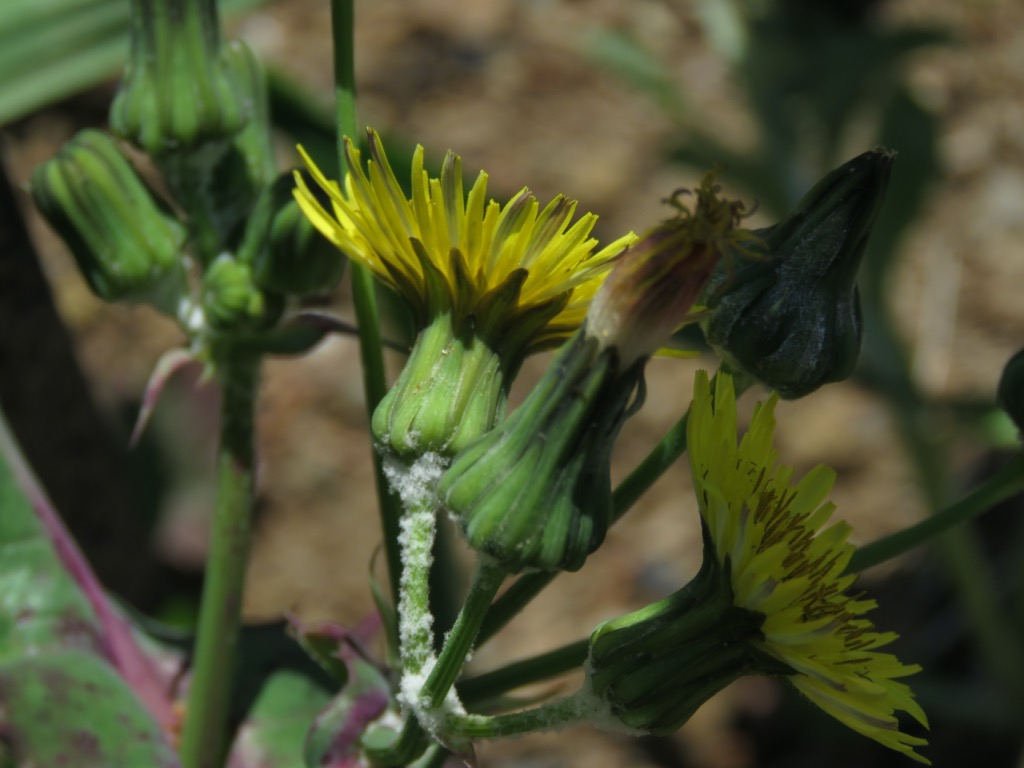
left=0, top=650, right=180, bottom=767
left=229, top=670, right=333, bottom=768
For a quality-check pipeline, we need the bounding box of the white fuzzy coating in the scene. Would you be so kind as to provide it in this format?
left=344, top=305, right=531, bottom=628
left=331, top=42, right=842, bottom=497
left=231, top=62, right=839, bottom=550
left=384, top=452, right=467, bottom=736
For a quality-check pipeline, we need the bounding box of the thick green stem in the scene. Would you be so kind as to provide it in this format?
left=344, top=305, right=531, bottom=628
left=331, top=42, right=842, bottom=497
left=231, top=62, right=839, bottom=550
left=329, top=0, right=402, bottom=605
left=179, top=354, right=259, bottom=768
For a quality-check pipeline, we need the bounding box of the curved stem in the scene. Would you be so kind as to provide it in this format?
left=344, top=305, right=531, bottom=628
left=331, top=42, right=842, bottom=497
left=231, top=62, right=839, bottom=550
left=849, top=451, right=1024, bottom=573
left=179, top=354, right=259, bottom=768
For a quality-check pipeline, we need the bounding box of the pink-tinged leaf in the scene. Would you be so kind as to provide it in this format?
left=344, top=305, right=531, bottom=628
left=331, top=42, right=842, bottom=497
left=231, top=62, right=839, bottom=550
left=130, top=348, right=201, bottom=447
left=0, top=411, right=180, bottom=732
left=303, top=656, right=391, bottom=767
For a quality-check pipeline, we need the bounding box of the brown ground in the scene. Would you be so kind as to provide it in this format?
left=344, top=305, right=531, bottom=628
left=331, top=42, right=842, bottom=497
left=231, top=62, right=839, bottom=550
left=5, top=0, right=1024, bottom=766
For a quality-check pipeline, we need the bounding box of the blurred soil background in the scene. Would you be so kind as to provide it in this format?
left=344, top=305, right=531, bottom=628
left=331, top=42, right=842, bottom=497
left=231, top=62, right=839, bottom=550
left=4, top=0, right=1024, bottom=766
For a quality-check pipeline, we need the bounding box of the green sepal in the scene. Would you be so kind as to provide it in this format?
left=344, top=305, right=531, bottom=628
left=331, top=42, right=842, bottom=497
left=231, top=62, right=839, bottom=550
left=31, top=128, right=187, bottom=315
left=701, top=149, right=894, bottom=399
left=439, top=330, right=642, bottom=573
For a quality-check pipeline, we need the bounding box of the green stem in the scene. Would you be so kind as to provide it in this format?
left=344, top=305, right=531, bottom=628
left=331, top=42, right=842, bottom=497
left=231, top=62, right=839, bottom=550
left=863, top=297, right=1024, bottom=710
left=179, top=354, right=259, bottom=768
left=458, top=640, right=589, bottom=706
left=849, top=451, right=1024, bottom=573
left=329, top=0, right=402, bottom=605
left=446, top=690, right=594, bottom=739
left=476, top=369, right=753, bottom=644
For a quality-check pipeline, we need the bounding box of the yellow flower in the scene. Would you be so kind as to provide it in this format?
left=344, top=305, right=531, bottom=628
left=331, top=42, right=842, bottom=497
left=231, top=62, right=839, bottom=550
left=687, top=370, right=929, bottom=763
left=293, top=129, right=634, bottom=350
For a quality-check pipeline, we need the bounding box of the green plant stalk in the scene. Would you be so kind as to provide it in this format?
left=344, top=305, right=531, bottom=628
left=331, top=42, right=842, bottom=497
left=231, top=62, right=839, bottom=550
left=849, top=450, right=1024, bottom=572
left=370, top=558, right=505, bottom=765
left=863, top=298, right=1024, bottom=710
left=477, top=370, right=752, bottom=644
left=179, top=354, right=259, bottom=768
left=458, top=639, right=589, bottom=707
left=446, top=690, right=593, bottom=739
left=330, top=0, right=402, bottom=605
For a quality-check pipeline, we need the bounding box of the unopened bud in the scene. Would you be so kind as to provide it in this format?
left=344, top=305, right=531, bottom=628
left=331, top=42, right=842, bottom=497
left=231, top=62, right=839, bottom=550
left=438, top=331, right=642, bottom=573
left=110, top=0, right=247, bottom=154
left=247, top=173, right=346, bottom=296
left=201, top=255, right=283, bottom=333
left=701, top=149, right=894, bottom=399
left=31, top=129, right=187, bottom=314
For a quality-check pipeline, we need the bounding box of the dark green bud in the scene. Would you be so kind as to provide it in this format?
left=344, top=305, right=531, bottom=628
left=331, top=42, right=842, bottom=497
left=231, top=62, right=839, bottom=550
left=701, top=149, right=894, bottom=399
left=438, top=330, right=642, bottom=573
left=31, top=129, right=187, bottom=314
left=245, top=173, right=346, bottom=296
left=201, top=255, right=283, bottom=332
left=110, top=0, right=247, bottom=155
left=587, top=525, right=783, bottom=734
left=997, top=348, right=1024, bottom=435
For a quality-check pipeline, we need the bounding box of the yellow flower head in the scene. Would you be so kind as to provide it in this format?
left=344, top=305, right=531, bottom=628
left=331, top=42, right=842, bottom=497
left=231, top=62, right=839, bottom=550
left=293, top=129, right=635, bottom=351
left=687, top=370, right=929, bottom=763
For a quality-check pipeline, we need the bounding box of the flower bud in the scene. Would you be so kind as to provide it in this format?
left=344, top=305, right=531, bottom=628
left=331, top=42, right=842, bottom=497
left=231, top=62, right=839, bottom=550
left=701, top=149, right=894, bottom=399
left=438, top=330, right=642, bottom=573
left=31, top=129, right=187, bottom=314
left=997, top=347, right=1024, bottom=435
left=247, top=173, right=346, bottom=296
left=201, top=255, right=283, bottom=333
left=110, top=0, right=247, bottom=155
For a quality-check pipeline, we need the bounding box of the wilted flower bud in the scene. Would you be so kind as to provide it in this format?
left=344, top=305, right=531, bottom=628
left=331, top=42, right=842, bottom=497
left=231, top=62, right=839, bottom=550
left=201, top=255, right=283, bottom=333
left=110, top=0, right=247, bottom=155
left=701, top=149, right=894, bottom=399
left=997, top=347, right=1024, bottom=435
left=31, top=129, right=187, bottom=314
left=439, top=174, right=754, bottom=573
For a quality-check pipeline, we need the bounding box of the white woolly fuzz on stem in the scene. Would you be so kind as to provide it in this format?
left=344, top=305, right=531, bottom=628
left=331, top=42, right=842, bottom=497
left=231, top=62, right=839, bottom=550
left=382, top=451, right=467, bottom=737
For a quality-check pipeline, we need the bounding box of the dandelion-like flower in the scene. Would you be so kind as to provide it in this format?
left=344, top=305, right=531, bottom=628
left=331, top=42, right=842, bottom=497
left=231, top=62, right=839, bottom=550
left=686, top=370, right=929, bottom=761
left=293, top=129, right=634, bottom=458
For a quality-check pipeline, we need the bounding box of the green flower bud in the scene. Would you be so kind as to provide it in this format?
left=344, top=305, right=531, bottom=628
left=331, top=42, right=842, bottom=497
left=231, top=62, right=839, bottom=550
left=587, top=526, right=783, bottom=734
left=701, top=149, right=894, bottom=399
left=31, top=129, right=187, bottom=314
left=438, top=330, right=642, bottom=573
left=110, top=0, right=247, bottom=155
left=997, top=347, right=1024, bottom=435
left=201, top=255, right=283, bottom=333
left=246, top=173, right=346, bottom=296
